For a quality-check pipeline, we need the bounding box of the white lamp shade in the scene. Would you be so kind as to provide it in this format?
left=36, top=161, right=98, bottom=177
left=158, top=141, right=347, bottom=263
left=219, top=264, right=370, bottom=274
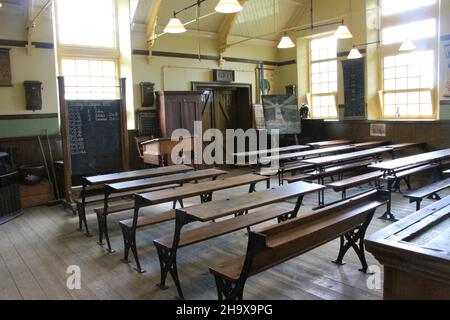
left=278, top=35, right=295, bottom=49
left=215, top=0, right=243, bottom=13
left=399, top=39, right=416, bottom=52
left=335, top=25, right=353, bottom=39
left=164, top=18, right=186, bottom=34
left=347, top=48, right=362, bottom=59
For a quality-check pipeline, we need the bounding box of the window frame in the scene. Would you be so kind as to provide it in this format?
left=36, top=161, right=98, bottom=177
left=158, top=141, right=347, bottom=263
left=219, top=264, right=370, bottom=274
left=379, top=0, right=439, bottom=120
left=309, top=35, right=339, bottom=120
left=55, top=0, right=118, bottom=50
left=55, top=0, right=121, bottom=100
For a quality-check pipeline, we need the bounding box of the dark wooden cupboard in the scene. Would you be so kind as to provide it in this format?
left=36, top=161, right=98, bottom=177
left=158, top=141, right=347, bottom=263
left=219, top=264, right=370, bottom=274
left=156, top=91, right=203, bottom=137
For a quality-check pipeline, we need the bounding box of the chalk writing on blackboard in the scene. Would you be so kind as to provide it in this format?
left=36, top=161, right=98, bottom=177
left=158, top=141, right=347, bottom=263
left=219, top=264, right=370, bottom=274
left=67, top=100, right=123, bottom=177
left=342, top=58, right=366, bottom=119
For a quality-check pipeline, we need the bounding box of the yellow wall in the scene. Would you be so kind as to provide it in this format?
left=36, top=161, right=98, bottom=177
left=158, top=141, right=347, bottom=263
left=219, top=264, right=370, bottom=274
left=0, top=9, right=58, bottom=117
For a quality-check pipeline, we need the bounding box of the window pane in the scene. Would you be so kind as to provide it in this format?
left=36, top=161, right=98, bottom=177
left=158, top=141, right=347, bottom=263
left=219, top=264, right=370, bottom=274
left=382, top=0, right=436, bottom=16
left=56, top=0, right=116, bottom=48
left=383, top=90, right=433, bottom=117
left=61, top=57, right=119, bottom=100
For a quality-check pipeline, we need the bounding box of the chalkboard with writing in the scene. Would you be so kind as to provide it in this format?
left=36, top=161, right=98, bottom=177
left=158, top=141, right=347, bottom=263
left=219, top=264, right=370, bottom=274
left=342, top=58, right=366, bottom=119
left=67, top=100, right=123, bottom=177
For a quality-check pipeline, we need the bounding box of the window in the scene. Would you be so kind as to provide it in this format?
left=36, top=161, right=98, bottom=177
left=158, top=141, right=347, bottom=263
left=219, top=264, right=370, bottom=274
left=383, top=51, right=434, bottom=117
left=382, top=19, right=436, bottom=45
left=61, top=58, right=119, bottom=100
left=55, top=0, right=120, bottom=100
left=380, top=0, right=438, bottom=119
left=56, top=0, right=116, bottom=48
left=381, top=0, right=436, bottom=16
left=310, top=36, right=338, bottom=119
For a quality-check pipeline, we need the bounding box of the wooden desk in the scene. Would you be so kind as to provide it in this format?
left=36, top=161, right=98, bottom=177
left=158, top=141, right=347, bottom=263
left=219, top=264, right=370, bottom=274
left=302, top=147, right=391, bottom=168
left=260, top=145, right=356, bottom=163
left=307, top=140, right=353, bottom=149
left=78, top=165, right=193, bottom=235
left=155, top=181, right=325, bottom=298
left=369, top=148, right=450, bottom=173
left=365, top=196, right=450, bottom=300
left=129, top=173, right=270, bottom=273
left=97, top=169, right=228, bottom=252
left=141, top=137, right=195, bottom=166
left=233, top=145, right=310, bottom=158
left=369, top=149, right=450, bottom=221
left=352, top=141, right=390, bottom=149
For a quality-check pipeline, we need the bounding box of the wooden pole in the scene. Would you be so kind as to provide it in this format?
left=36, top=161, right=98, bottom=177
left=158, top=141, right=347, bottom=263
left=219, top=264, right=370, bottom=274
left=119, top=78, right=130, bottom=171
left=58, top=76, right=73, bottom=203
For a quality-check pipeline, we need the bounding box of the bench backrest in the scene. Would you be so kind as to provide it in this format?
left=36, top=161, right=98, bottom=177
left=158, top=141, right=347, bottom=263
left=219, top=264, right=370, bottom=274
left=244, top=190, right=386, bottom=278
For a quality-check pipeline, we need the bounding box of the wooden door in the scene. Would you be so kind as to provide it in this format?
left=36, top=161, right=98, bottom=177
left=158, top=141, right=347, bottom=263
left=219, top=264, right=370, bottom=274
left=214, top=90, right=237, bottom=133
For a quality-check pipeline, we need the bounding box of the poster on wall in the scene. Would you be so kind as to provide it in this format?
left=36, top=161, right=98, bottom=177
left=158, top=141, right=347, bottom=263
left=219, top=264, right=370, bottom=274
left=262, top=95, right=301, bottom=135
left=370, top=123, right=387, bottom=137
left=0, top=48, right=12, bottom=87
left=442, top=41, right=450, bottom=98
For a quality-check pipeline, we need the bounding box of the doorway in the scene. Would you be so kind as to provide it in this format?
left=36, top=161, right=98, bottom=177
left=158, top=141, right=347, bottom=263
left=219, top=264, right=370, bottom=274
left=192, top=82, right=253, bottom=164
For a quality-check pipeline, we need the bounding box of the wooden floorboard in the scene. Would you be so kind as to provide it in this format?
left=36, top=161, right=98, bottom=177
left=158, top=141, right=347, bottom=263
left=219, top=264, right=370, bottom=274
left=0, top=168, right=448, bottom=300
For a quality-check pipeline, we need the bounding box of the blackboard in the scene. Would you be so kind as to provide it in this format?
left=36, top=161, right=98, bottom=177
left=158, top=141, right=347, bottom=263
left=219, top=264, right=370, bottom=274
left=67, top=100, right=123, bottom=177
left=342, top=58, right=366, bottom=119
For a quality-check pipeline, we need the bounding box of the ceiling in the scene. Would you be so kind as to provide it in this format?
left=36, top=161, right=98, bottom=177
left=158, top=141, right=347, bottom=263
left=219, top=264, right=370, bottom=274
left=133, top=0, right=308, bottom=42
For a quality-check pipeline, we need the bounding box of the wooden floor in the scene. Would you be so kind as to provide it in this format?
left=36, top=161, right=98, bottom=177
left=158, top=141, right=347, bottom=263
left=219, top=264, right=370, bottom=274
left=1, top=168, right=448, bottom=300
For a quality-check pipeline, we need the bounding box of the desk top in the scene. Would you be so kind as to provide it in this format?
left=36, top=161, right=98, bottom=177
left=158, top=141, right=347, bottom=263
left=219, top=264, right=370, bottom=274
left=443, top=170, right=450, bottom=175
left=384, top=142, right=425, bottom=151
left=138, top=173, right=269, bottom=204
left=84, top=165, right=193, bottom=185
left=302, top=147, right=391, bottom=166
left=260, top=145, right=356, bottom=163
left=307, top=140, right=353, bottom=148
left=366, top=196, right=450, bottom=274
left=353, top=141, right=390, bottom=149
left=106, top=169, right=227, bottom=193
left=233, top=145, right=309, bottom=157
left=369, top=148, right=450, bottom=171
left=180, top=181, right=325, bottom=222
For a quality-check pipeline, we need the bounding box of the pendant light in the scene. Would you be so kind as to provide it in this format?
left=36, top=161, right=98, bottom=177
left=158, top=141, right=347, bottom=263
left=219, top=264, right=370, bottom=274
left=278, top=34, right=295, bottom=49
left=399, top=38, right=416, bottom=52
left=335, top=0, right=353, bottom=39
left=335, top=25, right=353, bottom=39
left=347, top=46, right=362, bottom=59
left=164, top=13, right=187, bottom=34
left=215, top=0, right=243, bottom=13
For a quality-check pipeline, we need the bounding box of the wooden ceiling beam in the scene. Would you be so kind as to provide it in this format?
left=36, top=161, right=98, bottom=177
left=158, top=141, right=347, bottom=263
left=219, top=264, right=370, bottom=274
left=217, top=0, right=247, bottom=55
left=146, top=0, right=164, bottom=63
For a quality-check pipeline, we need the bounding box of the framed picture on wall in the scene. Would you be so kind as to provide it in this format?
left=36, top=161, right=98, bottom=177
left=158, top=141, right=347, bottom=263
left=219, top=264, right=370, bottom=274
left=0, top=48, right=12, bottom=87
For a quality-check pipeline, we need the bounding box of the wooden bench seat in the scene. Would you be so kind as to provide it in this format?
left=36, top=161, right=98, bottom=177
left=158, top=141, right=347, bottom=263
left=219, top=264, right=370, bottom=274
left=380, top=163, right=440, bottom=192
left=209, top=190, right=386, bottom=300
left=327, top=171, right=383, bottom=199
left=405, top=177, right=450, bottom=210
left=154, top=204, right=293, bottom=250
left=285, top=160, right=372, bottom=184
left=119, top=210, right=176, bottom=229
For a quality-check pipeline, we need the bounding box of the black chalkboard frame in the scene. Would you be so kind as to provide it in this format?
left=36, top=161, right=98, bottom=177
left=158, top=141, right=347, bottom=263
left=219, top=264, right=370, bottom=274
left=342, top=57, right=367, bottom=120
left=58, top=76, right=129, bottom=202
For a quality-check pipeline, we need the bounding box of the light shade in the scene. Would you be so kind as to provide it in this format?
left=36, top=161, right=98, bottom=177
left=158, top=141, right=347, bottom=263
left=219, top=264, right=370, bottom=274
left=215, top=0, right=243, bottom=13
left=164, top=18, right=186, bottom=34
left=347, top=47, right=362, bottom=59
left=335, top=25, right=353, bottom=39
left=278, top=35, right=295, bottom=49
left=399, top=39, right=416, bottom=52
